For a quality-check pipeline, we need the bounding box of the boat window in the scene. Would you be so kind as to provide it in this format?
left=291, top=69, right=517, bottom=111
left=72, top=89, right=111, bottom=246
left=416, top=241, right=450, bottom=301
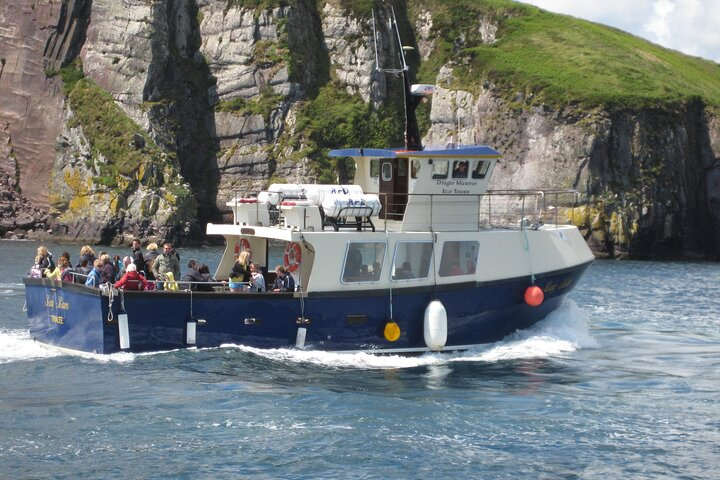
left=342, top=242, right=386, bottom=283
left=439, top=241, right=478, bottom=277
left=410, top=159, right=420, bottom=179
left=472, top=160, right=490, bottom=179
left=370, top=159, right=379, bottom=178
left=381, top=162, right=393, bottom=182
left=392, top=242, right=433, bottom=281
left=431, top=159, right=448, bottom=179
left=452, top=160, right=468, bottom=178
left=397, top=159, right=407, bottom=177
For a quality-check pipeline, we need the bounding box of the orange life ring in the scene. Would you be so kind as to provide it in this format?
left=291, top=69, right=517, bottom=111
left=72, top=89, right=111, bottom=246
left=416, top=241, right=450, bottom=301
left=234, top=238, right=251, bottom=255
left=283, top=242, right=302, bottom=273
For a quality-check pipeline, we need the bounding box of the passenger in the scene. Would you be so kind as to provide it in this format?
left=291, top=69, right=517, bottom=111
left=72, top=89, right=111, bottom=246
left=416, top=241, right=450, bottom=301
left=144, top=258, right=156, bottom=281
left=182, top=259, right=205, bottom=290
left=75, top=258, right=92, bottom=283
left=196, top=264, right=216, bottom=292
left=373, top=261, right=382, bottom=278
left=35, top=246, right=55, bottom=276
left=345, top=244, right=362, bottom=276
left=152, top=242, right=181, bottom=289
left=45, top=256, right=70, bottom=281
left=145, top=242, right=160, bottom=262
left=112, top=255, right=123, bottom=281
left=99, top=254, right=115, bottom=285
left=60, top=252, right=71, bottom=264
left=114, top=263, right=148, bottom=291
left=230, top=251, right=252, bottom=284
left=75, top=245, right=96, bottom=269
left=249, top=263, right=266, bottom=292
left=452, top=161, right=468, bottom=178
left=85, top=259, right=103, bottom=287
left=273, top=265, right=295, bottom=292
left=130, top=238, right=146, bottom=274
left=117, top=256, right=133, bottom=280
left=449, top=261, right=464, bottom=276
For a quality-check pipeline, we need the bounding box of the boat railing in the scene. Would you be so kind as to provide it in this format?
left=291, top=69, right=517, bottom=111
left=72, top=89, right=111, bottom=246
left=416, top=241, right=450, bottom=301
left=377, top=189, right=582, bottom=231
left=224, top=188, right=582, bottom=232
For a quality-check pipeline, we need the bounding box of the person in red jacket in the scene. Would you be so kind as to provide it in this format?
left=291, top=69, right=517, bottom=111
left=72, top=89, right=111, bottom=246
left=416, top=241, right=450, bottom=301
left=114, top=263, right=148, bottom=291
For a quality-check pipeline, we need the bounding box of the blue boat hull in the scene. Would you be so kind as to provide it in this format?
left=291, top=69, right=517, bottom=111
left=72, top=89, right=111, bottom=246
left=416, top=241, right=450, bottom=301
left=24, top=261, right=590, bottom=354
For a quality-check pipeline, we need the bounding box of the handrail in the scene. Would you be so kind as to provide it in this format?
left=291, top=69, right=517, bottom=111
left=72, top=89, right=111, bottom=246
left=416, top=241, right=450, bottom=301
left=222, top=188, right=583, bottom=232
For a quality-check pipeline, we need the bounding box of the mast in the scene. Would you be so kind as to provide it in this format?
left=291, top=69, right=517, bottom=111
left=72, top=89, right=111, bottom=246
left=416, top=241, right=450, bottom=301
left=373, top=8, right=425, bottom=151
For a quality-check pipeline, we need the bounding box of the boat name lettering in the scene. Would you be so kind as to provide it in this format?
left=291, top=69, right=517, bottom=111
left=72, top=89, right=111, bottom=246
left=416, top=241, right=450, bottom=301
left=330, top=186, right=350, bottom=195
left=55, top=297, right=70, bottom=310
left=45, top=295, right=54, bottom=307
left=436, top=180, right=479, bottom=187
left=543, top=278, right=573, bottom=293
left=442, top=188, right=471, bottom=194
left=50, top=315, right=64, bottom=325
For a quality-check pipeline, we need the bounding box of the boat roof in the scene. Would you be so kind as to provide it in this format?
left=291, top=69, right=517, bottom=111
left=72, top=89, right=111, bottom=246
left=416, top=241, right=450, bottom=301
left=329, top=145, right=501, bottom=159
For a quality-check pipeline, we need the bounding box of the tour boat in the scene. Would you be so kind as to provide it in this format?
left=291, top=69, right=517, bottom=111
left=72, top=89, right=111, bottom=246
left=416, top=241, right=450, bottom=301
left=23, top=12, right=594, bottom=354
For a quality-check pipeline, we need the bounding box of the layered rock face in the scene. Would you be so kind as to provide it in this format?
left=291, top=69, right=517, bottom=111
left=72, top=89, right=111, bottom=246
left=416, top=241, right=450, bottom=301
left=0, top=1, right=718, bottom=258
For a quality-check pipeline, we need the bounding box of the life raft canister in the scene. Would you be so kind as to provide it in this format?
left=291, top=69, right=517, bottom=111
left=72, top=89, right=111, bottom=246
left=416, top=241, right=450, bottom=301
left=234, top=238, right=251, bottom=255
left=284, top=242, right=302, bottom=273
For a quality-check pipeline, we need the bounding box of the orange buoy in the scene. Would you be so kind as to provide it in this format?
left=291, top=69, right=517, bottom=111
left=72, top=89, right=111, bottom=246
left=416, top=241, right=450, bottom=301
left=524, top=285, right=544, bottom=307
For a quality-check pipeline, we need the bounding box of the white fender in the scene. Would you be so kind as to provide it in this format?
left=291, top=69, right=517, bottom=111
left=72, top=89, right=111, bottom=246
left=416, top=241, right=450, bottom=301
left=424, top=300, right=448, bottom=351
left=118, top=313, right=130, bottom=350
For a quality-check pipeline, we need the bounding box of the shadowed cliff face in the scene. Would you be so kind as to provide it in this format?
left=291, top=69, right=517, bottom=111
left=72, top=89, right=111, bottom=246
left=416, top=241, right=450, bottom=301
left=0, top=1, right=718, bottom=258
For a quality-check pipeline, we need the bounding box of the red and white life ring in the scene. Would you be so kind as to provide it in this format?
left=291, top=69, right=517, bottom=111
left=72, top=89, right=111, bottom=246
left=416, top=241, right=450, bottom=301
left=283, top=242, right=302, bottom=273
left=234, top=238, right=252, bottom=255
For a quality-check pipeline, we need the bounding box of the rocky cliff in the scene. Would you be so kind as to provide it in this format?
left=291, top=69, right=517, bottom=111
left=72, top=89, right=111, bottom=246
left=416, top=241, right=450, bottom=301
left=1, top=0, right=718, bottom=258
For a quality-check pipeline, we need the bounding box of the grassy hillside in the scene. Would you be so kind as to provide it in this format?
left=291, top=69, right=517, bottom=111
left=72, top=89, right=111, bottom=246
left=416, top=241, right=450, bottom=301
left=409, top=0, right=720, bottom=109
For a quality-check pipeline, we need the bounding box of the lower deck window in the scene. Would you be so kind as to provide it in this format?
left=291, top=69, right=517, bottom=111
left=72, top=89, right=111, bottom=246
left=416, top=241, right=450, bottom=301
left=439, top=241, right=478, bottom=277
left=342, top=242, right=386, bottom=283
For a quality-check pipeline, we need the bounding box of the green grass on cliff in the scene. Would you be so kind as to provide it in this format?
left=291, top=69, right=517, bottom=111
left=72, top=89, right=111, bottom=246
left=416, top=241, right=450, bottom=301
left=51, top=61, right=173, bottom=188
left=409, top=0, right=720, bottom=109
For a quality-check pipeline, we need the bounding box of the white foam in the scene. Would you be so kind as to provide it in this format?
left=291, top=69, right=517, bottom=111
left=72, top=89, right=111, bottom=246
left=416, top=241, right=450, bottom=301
left=0, top=329, right=63, bottom=364
left=226, top=300, right=597, bottom=369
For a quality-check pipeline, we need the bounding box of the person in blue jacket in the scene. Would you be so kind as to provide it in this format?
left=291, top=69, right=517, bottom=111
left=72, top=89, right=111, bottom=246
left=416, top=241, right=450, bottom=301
left=85, top=259, right=103, bottom=287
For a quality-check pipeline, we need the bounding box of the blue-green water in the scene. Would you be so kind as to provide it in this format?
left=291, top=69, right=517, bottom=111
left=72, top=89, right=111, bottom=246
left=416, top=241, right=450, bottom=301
left=1, top=240, right=718, bottom=479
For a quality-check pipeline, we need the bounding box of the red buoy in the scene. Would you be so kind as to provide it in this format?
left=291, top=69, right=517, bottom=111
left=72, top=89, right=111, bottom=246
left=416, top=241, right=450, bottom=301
left=524, top=285, right=544, bottom=307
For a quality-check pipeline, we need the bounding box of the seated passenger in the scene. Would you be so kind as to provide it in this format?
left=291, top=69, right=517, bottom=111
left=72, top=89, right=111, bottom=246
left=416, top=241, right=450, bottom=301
left=195, top=264, right=216, bottom=292
left=452, top=161, right=468, bottom=178
left=85, top=259, right=103, bottom=287
left=114, top=263, right=148, bottom=291
left=249, top=263, right=265, bottom=292
left=182, top=258, right=204, bottom=290
left=273, top=265, right=295, bottom=292
left=75, top=258, right=92, bottom=283
left=99, top=254, right=115, bottom=285
left=45, top=256, right=70, bottom=281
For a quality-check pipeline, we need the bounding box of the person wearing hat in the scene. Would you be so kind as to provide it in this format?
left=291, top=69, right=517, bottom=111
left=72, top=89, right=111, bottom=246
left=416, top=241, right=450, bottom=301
left=181, top=258, right=205, bottom=291
left=114, top=263, right=149, bottom=291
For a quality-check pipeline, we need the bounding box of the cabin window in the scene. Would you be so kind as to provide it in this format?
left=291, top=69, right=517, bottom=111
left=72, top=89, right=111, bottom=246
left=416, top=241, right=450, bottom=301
left=472, top=160, right=490, bottom=179
left=381, top=162, right=393, bottom=182
left=397, top=159, right=407, bottom=177
left=370, top=159, right=379, bottom=178
left=432, top=159, right=449, bottom=179
left=342, top=242, right=386, bottom=283
left=452, top=160, right=469, bottom=178
left=439, top=241, right=478, bottom=277
left=411, top=159, right=420, bottom=179
left=392, top=241, right=433, bottom=281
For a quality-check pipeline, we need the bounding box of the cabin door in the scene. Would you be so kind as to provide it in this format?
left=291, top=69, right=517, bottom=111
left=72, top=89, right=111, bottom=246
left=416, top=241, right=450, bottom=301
left=379, top=158, right=408, bottom=220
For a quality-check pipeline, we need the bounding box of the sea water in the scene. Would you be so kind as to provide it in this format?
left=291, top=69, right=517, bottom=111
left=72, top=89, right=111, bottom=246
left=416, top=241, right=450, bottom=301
left=1, top=240, right=718, bottom=479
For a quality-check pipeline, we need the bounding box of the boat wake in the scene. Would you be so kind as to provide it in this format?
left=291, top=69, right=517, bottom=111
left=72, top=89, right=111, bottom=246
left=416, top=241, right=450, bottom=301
left=2, top=300, right=595, bottom=368
left=0, top=328, right=140, bottom=364
left=0, top=329, right=63, bottom=364
left=229, top=299, right=597, bottom=370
